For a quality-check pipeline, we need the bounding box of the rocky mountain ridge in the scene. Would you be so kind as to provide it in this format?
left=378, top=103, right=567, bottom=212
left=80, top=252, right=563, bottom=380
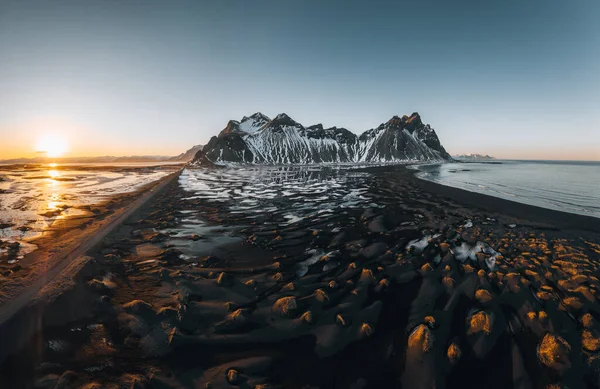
left=193, top=112, right=451, bottom=165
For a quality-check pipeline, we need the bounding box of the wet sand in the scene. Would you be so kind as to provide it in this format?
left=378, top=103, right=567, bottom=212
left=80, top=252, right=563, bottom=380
left=0, top=166, right=181, bottom=306
left=1, top=164, right=599, bottom=389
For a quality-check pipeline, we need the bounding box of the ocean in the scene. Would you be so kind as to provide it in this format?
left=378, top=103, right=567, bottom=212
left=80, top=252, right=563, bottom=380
left=413, top=160, right=600, bottom=219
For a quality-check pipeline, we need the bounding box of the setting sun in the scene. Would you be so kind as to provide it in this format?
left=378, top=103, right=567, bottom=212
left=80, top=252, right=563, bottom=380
left=36, top=135, right=69, bottom=158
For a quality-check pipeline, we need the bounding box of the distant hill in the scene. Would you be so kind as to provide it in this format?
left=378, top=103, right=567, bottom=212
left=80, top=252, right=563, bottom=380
left=169, top=145, right=203, bottom=162
left=453, top=153, right=495, bottom=161
left=0, top=145, right=203, bottom=165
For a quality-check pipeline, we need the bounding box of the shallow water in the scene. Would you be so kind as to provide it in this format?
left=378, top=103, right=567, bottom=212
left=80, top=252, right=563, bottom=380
left=170, top=166, right=380, bottom=260
left=413, top=160, right=600, bottom=219
left=179, top=166, right=378, bottom=228
left=0, top=164, right=172, bottom=256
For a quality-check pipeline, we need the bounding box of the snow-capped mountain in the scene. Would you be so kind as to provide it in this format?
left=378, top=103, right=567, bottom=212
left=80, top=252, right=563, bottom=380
left=193, top=112, right=451, bottom=165
left=217, top=112, right=271, bottom=137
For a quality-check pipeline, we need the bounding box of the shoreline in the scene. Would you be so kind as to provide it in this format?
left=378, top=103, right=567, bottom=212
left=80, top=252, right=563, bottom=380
left=0, top=169, right=182, bottom=324
left=1, top=164, right=599, bottom=388
left=404, top=163, right=600, bottom=233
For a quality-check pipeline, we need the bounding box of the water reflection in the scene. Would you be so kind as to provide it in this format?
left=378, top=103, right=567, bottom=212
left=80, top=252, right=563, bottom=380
left=0, top=165, right=172, bottom=261
left=47, top=193, right=61, bottom=212
left=179, top=166, right=379, bottom=229
left=48, top=169, right=60, bottom=179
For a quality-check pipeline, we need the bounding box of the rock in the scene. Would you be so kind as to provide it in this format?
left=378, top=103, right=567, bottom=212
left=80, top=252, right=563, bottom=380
left=582, top=330, right=600, bottom=352
left=440, top=242, right=450, bottom=253
left=442, top=276, right=455, bottom=288
left=300, top=311, right=313, bottom=324
left=447, top=342, right=462, bottom=364
left=467, top=311, right=491, bottom=335
left=359, top=269, right=375, bottom=284
left=538, top=333, right=571, bottom=374
left=475, top=289, right=493, bottom=304
left=424, top=316, right=436, bottom=328
left=282, top=282, right=295, bottom=291
left=408, top=324, right=434, bottom=353
left=313, top=289, right=329, bottom=303
left=582, top=313, right=595, bottom=328
left=272, top=297, right=297, bottom=317
left=463, top=264, right=475, bottom=273
left=215, top=309, right=251, bottom=333
left=123, top=300, right=156, bottom=319
left=360, top=323, right=373, bottom=337
left=217, top=272, right=232, bottom=286
left=226, top=369, right=239, bottom=385
left=420, top=263, right=434, bottom=273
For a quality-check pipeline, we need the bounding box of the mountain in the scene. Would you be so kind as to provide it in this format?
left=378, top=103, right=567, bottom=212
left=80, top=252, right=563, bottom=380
left=454, top=153, right=495, bottom=161
left=0, top=156, right=172, bottom=164
left=0, top=146, right=203, bottom=165
left=169, top=144, right=204, bottom=162
left=192, top=112, right=451, bottom=165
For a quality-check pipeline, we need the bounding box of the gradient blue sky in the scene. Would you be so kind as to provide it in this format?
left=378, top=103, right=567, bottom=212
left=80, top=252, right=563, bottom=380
left=1, top=0, right=598, bottom=160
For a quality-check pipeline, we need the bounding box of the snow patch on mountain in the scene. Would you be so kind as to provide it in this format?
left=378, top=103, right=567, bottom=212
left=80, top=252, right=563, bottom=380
left=193, top=112, right=451, bottom=165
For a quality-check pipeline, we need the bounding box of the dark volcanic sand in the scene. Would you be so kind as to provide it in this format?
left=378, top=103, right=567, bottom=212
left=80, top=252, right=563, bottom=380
left=1, top=165, right=600, bottom=389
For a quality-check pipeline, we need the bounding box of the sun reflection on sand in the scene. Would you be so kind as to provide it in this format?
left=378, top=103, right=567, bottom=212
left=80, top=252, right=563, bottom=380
left=47, top=193, right=61, bottom=211
left=45, top=170, right=63, bottom=218
left=49, top=170, right=60, bottom=179
left=0, top=166, right=172, bottom=245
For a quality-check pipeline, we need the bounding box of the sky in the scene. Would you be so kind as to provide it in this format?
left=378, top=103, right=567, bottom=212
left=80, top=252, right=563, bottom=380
left=0, top=0, right=599, bottom=160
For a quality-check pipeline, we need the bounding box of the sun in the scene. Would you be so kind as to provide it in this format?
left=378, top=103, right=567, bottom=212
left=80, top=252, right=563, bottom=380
left=36, top=135, right=69, bottom=158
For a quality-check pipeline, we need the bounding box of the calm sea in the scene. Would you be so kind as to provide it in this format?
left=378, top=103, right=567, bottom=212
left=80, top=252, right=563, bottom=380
left=413, top=160, right=600, bottom=219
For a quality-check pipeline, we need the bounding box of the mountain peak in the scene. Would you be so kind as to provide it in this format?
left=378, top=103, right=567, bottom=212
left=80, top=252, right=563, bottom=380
left=275, top=113, right=291, bottom=120
left=251, top=112, right=270, bottom=119
left=242, top=112, right=270, bottom=122
left=386, top=115, right=404, bottom=129
left=404, top=112, right=423, bottom=132
left=218, top=120, right=241, bottom=137
left=270, top=113, right=299, bottom=127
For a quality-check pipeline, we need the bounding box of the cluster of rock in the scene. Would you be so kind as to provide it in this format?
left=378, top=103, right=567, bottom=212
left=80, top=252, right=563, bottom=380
left=22, top=168, right=600, bottom=388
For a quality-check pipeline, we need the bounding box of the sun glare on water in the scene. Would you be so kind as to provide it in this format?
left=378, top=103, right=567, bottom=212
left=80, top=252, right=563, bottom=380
left=36, top=135, right=69, bottom=158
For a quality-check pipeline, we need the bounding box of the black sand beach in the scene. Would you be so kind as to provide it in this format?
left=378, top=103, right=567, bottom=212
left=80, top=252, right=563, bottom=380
left=1, top=164, right=599, bottom=389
